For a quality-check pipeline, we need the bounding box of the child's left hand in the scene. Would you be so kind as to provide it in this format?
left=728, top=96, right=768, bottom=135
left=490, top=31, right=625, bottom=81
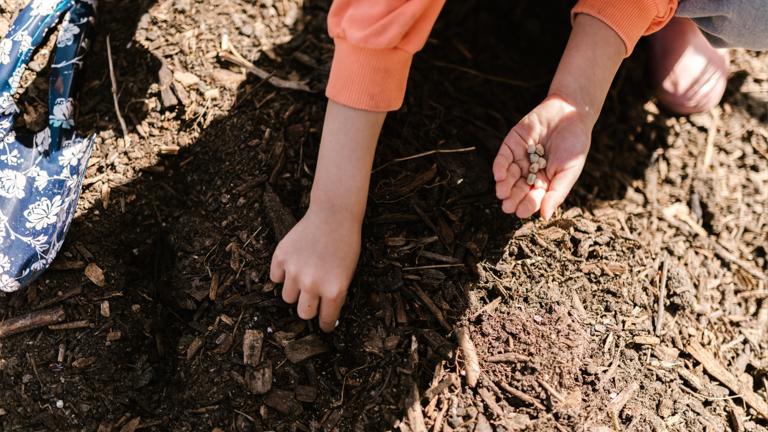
left=492, top=94, right=592, bottom=220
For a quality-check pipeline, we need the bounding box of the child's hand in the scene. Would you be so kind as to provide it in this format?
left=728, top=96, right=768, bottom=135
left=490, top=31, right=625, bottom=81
left=492, top=95, right=592, bottom=220
left=270, top=205, right=362, bottom=332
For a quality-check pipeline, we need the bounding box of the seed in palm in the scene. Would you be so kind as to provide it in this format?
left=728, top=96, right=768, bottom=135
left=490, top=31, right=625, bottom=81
left=526, top=144, right=545, bottom=186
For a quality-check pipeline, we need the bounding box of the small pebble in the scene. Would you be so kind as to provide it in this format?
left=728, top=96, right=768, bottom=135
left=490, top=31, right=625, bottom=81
left=529, top=163, right=539, bottom=173
left=527, top=143, right=536, bottom=154
left=538, top=158, right=547, bottom=169
left=535, top=144, right=545, bottom=156
left=529, top=153, right=539, bottom=163
left=526, top=173, right=536, bottom=185
left=56, top=400, right=64, bottom=409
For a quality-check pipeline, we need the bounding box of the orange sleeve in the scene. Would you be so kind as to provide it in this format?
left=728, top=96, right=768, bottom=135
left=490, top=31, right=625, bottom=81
left=572, top=0, right=678, bottom=56
left=325, top=0, right=445, bottom=112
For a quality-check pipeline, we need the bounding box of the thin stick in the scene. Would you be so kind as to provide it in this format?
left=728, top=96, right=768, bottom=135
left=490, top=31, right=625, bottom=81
left=403, top=263, right=465, bottom=271
left=0, top=306, right=66, bottom=338
left=701, top=111, right=718, bottom=171
left=656, top=258, right=669, bottom=336
left=431, top=60, right=545, bottom=87
left=372, top=147, right=476, bottom=173
left=687, top=340, right=768, bottom=419
left=456, top=327, right=480, bottom=388
left=409, top=284, right=452, bottom=331
left=106, top=35, right=130, bottom=146
left=609, top=382, right=638, bottom=414
left=405, top=336, right=427, bottom=432
left=48, top=320, right=92, bottom=331
left=498, top=381, right=546, bottom=411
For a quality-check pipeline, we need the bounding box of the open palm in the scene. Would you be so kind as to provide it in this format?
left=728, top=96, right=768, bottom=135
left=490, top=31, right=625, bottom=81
left=493, top=95, right=592, bottom=220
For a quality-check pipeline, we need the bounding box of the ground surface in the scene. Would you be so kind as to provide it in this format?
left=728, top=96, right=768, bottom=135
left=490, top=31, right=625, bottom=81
left=1, top=0, right=768, bottom=431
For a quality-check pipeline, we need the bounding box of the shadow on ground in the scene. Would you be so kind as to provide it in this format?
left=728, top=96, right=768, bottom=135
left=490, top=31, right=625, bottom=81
left=0, top=1, right=683, bottom=430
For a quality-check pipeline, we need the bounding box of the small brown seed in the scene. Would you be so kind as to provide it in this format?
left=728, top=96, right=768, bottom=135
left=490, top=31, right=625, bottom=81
left=535, top=144, right=545, bottom=156
left=529, top=163, right=539, bottom=173
left=529, top=153, right=539, bottom=164
left=526, top=173, right=536, bottom=185
left=527, top=143, right=536, bottom=154
left=538, top=158, right=547, bottom=169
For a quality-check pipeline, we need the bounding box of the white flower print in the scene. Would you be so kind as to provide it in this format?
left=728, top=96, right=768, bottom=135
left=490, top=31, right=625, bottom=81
left=50, top=98, right=74, bottom=128
left=30, top=0, right=59, bottom=17
left=57, top=22, right=80, bottom=47
left=0, top=168, right=26, bottom=199
left=8, top=66, right=24, bottom=90
left=3, top=130, right=15, bottom=146
left=12, top=32, right=32, bottom=52
left=0, top=93, right=17, bottom=115
left=58, top=140, right=85, bottom=166
left=0, top=148, right=20, bottom=165
left=29, top=167, right=49, bottom=190
left=30, top=260, right=47, bottom=272
left=24, top=196, right=64, bottom=230
left=34, top=128, right=51, bottom=152
left=0, top=39, right=12, bottom=65
left=0, top=254, right=10, bottom=272
left=0, top=273, right=20, bottom=293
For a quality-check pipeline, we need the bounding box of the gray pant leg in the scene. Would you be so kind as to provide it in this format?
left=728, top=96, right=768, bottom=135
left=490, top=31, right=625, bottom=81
left=676, top=0, right=768, bottom=50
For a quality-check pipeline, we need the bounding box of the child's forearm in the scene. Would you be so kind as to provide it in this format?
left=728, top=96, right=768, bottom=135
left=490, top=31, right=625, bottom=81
left=309, top=101, right=386, bottom=221
left=548, top=14, right=626, bottom=127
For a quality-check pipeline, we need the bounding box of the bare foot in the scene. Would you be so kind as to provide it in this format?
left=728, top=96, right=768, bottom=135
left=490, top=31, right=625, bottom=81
left=650, top=17, right=729, bottom=115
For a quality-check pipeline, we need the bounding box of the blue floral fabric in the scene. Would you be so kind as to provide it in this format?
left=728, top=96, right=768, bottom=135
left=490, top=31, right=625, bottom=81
left=0, top=0, right=97, bottom=292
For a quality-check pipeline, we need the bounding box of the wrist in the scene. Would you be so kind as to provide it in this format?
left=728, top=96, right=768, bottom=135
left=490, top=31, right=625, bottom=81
left=543, top=93, right=597, bottom=133
left=308, top=188, right=367, bottom=223
left=548, top=14, right=625, bottom=129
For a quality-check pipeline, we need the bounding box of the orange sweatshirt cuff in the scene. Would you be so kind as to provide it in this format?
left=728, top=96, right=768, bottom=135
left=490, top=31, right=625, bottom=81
left=572, top=0, right=668, bottom=56
left=325, top=38, right=413, bottom=112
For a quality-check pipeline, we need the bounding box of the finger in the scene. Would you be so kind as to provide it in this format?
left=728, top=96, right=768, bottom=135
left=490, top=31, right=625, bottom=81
left=269, top=251, right=286, bottom=283
left=281, top=272, right=300, bottom=304
left=318, top=293, right=344, bottom=333
left=515, top=184, right=547, bottom=218
left=297, top=291, right=320, bottom=320
left=492, top=143, right=514, bottom=181
left=501, top=180, right=531, bottom=214
left=495, top=162, right=522, bottom=200
left=541, top=167, right=581, bottom=220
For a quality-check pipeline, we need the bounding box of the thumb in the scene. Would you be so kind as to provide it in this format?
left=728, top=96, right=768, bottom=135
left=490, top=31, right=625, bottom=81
left=541, top=165, right=581, bottom=220
left=270, top=250, right=286, bottom=283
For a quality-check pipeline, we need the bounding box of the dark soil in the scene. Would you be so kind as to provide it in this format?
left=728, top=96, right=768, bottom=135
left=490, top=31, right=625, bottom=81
left=1, top=0, right=768, bottom=431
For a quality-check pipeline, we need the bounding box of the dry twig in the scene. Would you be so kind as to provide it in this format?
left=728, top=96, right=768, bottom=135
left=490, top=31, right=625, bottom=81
left=0, top=306, right=66, bottom=338
left=106, top=35, right=130, bottom=146
left=456, top=327, right=480, bottom=387
left=686, top=340, right=768, bottom=419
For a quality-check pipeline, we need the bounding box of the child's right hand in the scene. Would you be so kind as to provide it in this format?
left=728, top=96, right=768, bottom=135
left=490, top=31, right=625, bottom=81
left=492, top=94, right=592, bottom=220
left=270, top=204, right=362, bottom=333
